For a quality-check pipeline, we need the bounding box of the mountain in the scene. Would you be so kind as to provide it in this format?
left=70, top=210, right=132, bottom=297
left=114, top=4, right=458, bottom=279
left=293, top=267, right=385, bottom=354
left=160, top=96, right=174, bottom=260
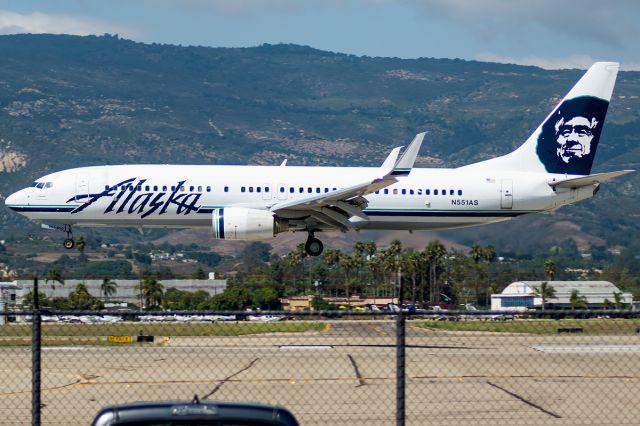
left=1, top=34, right=638, bottom=253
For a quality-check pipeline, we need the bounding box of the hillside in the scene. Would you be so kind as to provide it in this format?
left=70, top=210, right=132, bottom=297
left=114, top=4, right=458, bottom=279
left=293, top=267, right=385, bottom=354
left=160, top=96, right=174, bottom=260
left=0, top=34, right=639, bottom=254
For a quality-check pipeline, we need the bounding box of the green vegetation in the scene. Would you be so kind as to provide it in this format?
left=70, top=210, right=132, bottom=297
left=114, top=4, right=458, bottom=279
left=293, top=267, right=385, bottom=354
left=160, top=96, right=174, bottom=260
left=414, top=319, right=640, bottom=335
left=0, top=322, right=325, bottom=338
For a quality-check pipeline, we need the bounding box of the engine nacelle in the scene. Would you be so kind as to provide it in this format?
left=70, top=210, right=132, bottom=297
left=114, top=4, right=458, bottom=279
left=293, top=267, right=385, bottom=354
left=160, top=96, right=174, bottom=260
left=212, top=207, right=275, bottom=240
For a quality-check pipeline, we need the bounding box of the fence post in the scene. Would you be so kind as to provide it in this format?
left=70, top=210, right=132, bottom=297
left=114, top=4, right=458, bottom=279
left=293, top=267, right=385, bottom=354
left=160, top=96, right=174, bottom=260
left=31, top=276, right=41, bottom=426
left=396, top=277, right=406, bottom=426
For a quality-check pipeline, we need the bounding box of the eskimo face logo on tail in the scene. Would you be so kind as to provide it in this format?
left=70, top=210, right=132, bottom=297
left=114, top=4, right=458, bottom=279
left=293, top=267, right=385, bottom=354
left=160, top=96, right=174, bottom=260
left=536, top=96, right=609, bottom=175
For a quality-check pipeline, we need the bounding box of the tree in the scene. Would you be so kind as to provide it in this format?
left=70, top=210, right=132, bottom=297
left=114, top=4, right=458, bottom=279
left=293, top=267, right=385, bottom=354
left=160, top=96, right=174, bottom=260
left=469, top=244, right=483, bottom=265
left=76, top=236, right=87, bottom=261
left=45, top=265, right=65, bottom=298
left=533, top=281, right=556, bottom=311
left=569, top=289, right=587, bottom=310
left=363, top=241, right=377, bottom=259
left=67, top=283, right=101, bottom=310
left=544, top=259, right=557, bottom=281
left=22, top=291, right=47, bottom=308
left=483, top=245, right=497, bottom=264
left=469, top=244, right=484, bottom=305
left=285, top=243, right=307, bottom=292
left=195, top=267, right=207, bottom=279
left=613, top=291, right=624, bottom=309
left=138, top=277, right=164, bottom=309
left=425, top=241, right=447, bottom=304
left=100, top=278, right=118, bottom=300
left=339, top=253, right=356, bottom=302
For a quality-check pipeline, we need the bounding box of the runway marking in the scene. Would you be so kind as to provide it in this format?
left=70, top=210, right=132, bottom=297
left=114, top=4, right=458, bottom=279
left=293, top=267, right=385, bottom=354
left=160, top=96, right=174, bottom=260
left=347, top=354, right=366, bottom=387
left=530, top=344, right=640, bottom=353
left=279, top=345, right=333, bottom=350
left=486, top=381, right=561, bottom=419
left=202, top=357, right=259, bottom=399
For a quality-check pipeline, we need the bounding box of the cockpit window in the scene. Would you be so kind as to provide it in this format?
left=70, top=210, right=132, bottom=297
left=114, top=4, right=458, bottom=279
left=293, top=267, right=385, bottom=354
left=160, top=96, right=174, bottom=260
left=44, top=182, right=53, bottom=188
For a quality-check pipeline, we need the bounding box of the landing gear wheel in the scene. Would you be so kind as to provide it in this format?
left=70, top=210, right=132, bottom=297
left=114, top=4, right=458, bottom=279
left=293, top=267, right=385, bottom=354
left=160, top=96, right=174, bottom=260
left=305, top=237, right=324, bottom=257
left=63, top=238, right=75, bottom=250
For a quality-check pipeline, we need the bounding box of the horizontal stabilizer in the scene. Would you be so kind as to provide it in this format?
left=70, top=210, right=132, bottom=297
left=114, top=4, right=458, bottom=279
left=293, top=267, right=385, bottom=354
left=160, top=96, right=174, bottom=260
left=548, top=170, right=634, bottom=189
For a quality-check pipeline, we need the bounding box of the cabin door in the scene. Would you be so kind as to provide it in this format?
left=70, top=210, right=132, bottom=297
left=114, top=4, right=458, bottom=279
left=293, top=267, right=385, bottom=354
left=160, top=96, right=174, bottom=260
left=500, top=179, right=513, bottom=209
left=75, top=173, right=89, bottom=202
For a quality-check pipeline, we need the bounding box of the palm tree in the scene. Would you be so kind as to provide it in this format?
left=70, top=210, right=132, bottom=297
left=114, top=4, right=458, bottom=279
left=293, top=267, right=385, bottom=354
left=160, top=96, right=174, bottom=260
left=367, top=255, right=383, bottom=299
left=533, top=281, right=556, bottom=311
left=100, top=278, right=118, bottom=301
left=45, top=265, right=65, bottom=299
left=469, top=244, right=483, bottom=265
left=569, top=289, right=587, bottom=310
left=363, top=241, right=377, bottom=259
left=425, top=240, right=447, bottom=304
left=613, top=291, right=624, bottom=309
left=483, top=245, right=496, bottom=263
left=469, top=244, right=484, bottom=305
left=76, top=236, right=87, bottom=257
left=138, top=277, right=164, bottom=309
left=68, top=282, right=100, bottom=310
left=285, top=243, right=307, bottom=293
left=352, top=242, right=366, bottom=288
left=339, top=253, right=356, bottom=303
left=405, top=251, right=423, bottom=304
left=544, top=259, right=557, bottom=281
left=322, top=248, right=341, bottom=297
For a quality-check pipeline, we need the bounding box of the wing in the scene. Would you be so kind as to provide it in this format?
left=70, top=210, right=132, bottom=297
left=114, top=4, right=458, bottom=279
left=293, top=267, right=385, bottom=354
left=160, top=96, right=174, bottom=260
left=270, top=133, right=425, bottom=232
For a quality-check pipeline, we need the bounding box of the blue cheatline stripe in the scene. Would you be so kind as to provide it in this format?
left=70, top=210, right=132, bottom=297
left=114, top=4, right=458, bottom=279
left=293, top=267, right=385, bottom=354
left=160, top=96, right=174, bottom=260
left=7, top=206, right=76, bottom=213
left=365, top=210, right=535, bottom=218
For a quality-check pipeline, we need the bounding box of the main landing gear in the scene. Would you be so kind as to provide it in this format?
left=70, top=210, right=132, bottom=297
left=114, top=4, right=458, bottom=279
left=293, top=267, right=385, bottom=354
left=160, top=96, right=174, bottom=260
left=305, top=233, right=324, bottom=257
left=62, top=225, right=75, bottom=250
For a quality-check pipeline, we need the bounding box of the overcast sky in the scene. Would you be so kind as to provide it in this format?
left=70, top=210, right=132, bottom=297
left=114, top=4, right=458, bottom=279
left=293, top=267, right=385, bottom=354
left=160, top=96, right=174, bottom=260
left=1, top=0, right=639, bottom=70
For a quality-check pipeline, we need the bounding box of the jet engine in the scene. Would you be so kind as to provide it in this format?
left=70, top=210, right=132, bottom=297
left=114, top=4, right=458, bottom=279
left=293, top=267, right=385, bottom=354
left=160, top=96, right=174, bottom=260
left=212, top=207, right=286, bottom=240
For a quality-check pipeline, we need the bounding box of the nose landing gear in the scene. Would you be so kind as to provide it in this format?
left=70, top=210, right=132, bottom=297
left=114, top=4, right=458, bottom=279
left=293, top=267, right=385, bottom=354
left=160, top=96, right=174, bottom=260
left=304, top=233, right=324, bottom=257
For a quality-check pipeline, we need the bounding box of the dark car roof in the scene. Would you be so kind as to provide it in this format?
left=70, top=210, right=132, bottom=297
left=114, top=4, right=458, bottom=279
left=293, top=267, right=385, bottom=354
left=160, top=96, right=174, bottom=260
left=91, top=400, right=300, bottom=426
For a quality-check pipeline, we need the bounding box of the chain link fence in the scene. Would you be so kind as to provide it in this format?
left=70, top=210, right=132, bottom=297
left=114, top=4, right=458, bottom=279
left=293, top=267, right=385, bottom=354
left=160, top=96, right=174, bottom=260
left=2, top=309, right=640, bottom=425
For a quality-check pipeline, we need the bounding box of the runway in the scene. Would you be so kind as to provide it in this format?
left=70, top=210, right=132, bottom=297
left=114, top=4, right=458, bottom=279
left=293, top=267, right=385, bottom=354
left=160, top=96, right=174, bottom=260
left=2, top=320, right=640, bottom=425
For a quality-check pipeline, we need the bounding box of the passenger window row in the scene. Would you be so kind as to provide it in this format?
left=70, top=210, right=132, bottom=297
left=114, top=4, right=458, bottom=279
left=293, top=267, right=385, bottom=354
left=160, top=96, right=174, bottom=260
left=375, top=188, right=463, bottom=196
left=101, top=184, right=462, bottom=197
left=105, top=185, right=214, bottom=193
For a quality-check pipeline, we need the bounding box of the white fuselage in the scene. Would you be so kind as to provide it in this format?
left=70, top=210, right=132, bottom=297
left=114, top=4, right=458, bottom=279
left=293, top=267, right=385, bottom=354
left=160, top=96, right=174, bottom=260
left=5, top=164, right=595, bottom=233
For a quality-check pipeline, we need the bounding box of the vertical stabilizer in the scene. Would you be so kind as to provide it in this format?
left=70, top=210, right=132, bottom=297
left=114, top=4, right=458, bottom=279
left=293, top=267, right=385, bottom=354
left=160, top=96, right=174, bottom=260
left=460, top=62, right=619, bottom=175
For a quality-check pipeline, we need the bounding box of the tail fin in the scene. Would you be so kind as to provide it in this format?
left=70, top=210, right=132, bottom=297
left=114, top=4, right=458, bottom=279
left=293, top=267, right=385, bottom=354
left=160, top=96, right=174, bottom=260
left=460, top=62, right=619, bottom=175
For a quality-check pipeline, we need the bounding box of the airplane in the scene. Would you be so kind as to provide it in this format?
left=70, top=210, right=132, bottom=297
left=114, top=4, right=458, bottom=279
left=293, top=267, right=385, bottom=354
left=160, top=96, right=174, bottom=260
left=4, top=62, right=634, bottom=257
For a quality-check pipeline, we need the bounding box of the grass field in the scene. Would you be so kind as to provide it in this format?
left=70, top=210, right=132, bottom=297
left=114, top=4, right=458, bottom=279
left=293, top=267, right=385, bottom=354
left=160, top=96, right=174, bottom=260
left=413, top=319, right=640, bottom=335
left=0, top=321, right=327, bottom=341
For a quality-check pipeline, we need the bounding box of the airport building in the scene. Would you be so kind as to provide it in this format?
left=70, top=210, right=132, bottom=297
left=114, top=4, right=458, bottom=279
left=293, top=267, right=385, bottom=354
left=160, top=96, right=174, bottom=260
left=0, top=278, right=227, bottom=307
left=491, top=281, right=633, bottom=311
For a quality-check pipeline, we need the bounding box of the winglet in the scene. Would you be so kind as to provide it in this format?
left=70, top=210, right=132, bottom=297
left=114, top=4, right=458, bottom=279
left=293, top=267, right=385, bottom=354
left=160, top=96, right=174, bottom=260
left=392, top=132, right=425, bottom=176
left=381, top=146, right=402, bottom=170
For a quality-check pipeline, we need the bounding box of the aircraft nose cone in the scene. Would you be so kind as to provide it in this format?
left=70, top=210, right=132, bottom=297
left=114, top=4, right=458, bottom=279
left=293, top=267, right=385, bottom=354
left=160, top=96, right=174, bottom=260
left=5, top=190, right=23, bottom=210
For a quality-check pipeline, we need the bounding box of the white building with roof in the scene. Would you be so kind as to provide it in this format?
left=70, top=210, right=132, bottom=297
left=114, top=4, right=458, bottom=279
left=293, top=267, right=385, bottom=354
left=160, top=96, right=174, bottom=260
left=491, top=281, right=633, bottom=311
